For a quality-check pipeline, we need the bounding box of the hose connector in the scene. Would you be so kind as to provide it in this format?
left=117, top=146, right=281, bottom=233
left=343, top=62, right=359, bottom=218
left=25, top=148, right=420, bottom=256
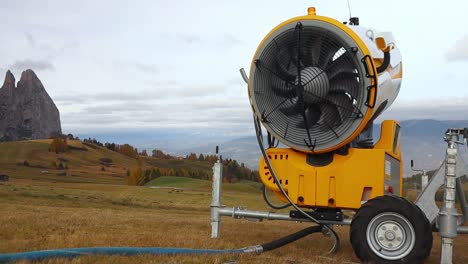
left=242, top=245, right=263, bottom=254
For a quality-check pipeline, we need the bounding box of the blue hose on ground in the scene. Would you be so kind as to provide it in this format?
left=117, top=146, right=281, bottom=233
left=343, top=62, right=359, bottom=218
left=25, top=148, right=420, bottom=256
left=0, top=226, right=323, bottom=263
left=0, top=247, right=246, bottom=263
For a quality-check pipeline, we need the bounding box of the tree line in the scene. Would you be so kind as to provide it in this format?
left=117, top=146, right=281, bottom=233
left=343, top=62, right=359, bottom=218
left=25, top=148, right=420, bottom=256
left=77, top=138, right=260, bottom=185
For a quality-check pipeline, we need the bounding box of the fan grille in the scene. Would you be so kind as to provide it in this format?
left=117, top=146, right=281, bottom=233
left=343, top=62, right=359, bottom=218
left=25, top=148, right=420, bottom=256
left=250, top=20, right=372, bottom=152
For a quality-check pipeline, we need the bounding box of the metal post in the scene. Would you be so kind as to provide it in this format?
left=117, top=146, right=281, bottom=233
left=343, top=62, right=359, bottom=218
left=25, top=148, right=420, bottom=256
left=411, top=160, right=428, bottom=193
left=421, top=170, right=428, bottom=191
left=210, top=159, right=223, bottom=238
left=439, top=133, right=459, bottom=264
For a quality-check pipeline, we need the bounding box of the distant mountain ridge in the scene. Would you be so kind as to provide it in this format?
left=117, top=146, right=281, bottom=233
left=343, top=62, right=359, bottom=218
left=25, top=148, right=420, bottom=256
left=0, top=69, right=61, bottom=141
left=179, top=119, right=468, bottom=176
left=76, top=120, right=468, bottom=176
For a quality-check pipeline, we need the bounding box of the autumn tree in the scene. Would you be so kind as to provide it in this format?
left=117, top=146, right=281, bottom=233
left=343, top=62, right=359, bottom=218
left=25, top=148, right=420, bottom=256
left=49, top=138, right=68, bottom=154
left=151, top=149, right=173, bottom=159
left=127, top=167, right=145, bottom=186
left=116, top=144, right=138, bottom=158
left=198, top=153, right=205, bottom=161
left=187, top=153, right=197, bottom=161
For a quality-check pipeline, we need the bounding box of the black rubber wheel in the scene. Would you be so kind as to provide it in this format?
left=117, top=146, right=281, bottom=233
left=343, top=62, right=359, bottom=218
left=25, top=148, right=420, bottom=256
left=350, top=195, right=432, bottom=264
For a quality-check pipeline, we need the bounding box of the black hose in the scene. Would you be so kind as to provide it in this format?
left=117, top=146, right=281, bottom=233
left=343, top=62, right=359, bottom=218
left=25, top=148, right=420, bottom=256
left=253, top=114, right=340, bottom=254
left=261, top=226, right=322, bottom=252
left=376, top=51, right=390, bottom=73
left=262, top=185, right=291, bottom=210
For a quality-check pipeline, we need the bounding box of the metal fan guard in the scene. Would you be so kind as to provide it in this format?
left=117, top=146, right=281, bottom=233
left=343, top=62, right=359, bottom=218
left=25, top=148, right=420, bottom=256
left=250, top=19, right=373, bottom=153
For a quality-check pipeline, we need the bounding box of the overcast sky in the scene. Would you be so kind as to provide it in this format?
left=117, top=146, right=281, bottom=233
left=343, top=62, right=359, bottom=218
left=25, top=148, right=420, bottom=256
left=1, top=0, right=468, bottom=136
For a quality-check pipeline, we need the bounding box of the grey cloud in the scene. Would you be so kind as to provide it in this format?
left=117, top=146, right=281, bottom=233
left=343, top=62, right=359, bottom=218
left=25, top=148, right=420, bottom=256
left=62, top=113, right=129, bottom=125
left=188, top=98, right=249, bottom=110
left=54, top=90, right=169, bottom=104
left=54, top=83, right=232, bottom=105
left=175, top=33, right=200, bottom=45
left=48, top=41, right=79, bottom=60
left=23, top=32, right=78, bottom=60
left=219, top=34, right=245, bottom=46
left=25, top=32, right=35, bottom=48
left=60, top=96, right=252, bottom=129
left=446, top=34, right=468, bottom=62
left=84, top=103, right=156, bottom=114
left=10, top=59, right=54, bottom=71
left=159, top=33, right=201, bottom=45
left=90, top=91, right=165, bottom=101
left=134, top=62, right=159, bottom=74
left=53, top=95, right=89, bottom=103
left=113, top=60, right=159, bottom=75
left=175, top=85, right=227, bottom=97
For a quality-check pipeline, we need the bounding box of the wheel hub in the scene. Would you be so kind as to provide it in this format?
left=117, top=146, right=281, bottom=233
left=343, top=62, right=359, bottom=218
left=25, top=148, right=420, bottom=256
left=376, top=222, right=405, bottom=250
left=366, top=212, right=416, bottom=260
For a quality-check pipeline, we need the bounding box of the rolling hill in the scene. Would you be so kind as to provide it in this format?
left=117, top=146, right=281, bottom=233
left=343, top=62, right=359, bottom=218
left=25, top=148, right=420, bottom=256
left=0, top=139, right=137, bottom=184
left=0, top=139, right=219, bottom=185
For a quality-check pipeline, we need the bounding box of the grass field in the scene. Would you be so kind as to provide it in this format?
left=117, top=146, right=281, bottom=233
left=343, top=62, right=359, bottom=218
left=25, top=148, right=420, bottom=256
left=1, top=140, right=467, bottom=263
left=1, top=175, right=467, bottom=264
left=0, top=139, right=138, bottom=185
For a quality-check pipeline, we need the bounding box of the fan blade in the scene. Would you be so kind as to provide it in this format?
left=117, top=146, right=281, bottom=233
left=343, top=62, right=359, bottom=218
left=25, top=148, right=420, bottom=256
left=317, top=102, right=342, bottom=127
left=318, top=45, right=340, bottom=68
left=326, top=92, right=355, bottom=121
left=275, top=47, right=297, bottom=82
left=326, top=63, right=356, bottom=81
left=301, top=36, right=322, bottom=67
left=323, top=48, right=348, bottom=69
left=271, top=83, right=296, bottom=98
left=280, top=101, right=302, bottom=116
left=329, top=78, right=359, bottom=99
left=311, top=36, right=324, bottom=66
left=296, top=104, right=321, bottom=128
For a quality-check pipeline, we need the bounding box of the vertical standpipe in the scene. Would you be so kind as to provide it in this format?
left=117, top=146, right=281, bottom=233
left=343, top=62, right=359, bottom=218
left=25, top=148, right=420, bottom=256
left=439, top=133, right=459, bottom=264
left=211, top=160, right=223, bottom=238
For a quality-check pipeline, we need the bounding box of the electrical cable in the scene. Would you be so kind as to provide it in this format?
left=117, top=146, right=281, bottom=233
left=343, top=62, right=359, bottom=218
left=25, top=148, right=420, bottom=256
left=262, top=185, right=291, bottom=210
left=253, top=113, right=340, bottom=254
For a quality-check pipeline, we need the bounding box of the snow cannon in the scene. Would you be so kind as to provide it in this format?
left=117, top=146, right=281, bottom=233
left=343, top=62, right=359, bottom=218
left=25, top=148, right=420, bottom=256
left=246, top=7, right=433, bottom=263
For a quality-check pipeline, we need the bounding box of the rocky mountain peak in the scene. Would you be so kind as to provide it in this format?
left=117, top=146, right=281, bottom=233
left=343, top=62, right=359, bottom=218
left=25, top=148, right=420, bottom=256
left=0, top=69, right=62, bottom=141
left=1, top=70, right=15, bottom=91
left=17, top=69, right=45, bottom=93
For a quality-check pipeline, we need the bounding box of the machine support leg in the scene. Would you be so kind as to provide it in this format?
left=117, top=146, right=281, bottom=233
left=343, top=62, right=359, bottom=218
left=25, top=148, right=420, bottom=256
left=439, top=134, right=459, bottom=264
left=455, top=177, right=467, bottom=224
left=210, top=160, right=223, bottom=238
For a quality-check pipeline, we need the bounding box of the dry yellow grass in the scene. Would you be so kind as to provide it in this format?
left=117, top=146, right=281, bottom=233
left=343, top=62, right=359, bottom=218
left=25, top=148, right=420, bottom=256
left=1, top=178, right=467, bottom=264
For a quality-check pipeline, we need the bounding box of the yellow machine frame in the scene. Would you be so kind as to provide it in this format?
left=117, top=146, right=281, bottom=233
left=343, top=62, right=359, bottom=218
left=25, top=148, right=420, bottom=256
left=259, top=120, right=402, bottom=210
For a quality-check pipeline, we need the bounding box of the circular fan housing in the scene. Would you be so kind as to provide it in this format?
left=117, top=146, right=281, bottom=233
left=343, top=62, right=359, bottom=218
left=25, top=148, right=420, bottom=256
left=249, top=14, right=377, bottom=153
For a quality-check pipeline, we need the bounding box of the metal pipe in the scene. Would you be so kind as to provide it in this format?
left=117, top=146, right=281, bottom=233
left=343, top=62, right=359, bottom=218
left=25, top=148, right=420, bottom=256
left=457, top=226, right=468, bottom=234
left=210, top=161, right=223, bottom=238
left=218, top=207, right=352, bottom=226
left=239, top=68, right=249, bottom=84
left=439, top=133, right=459, bottom=264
